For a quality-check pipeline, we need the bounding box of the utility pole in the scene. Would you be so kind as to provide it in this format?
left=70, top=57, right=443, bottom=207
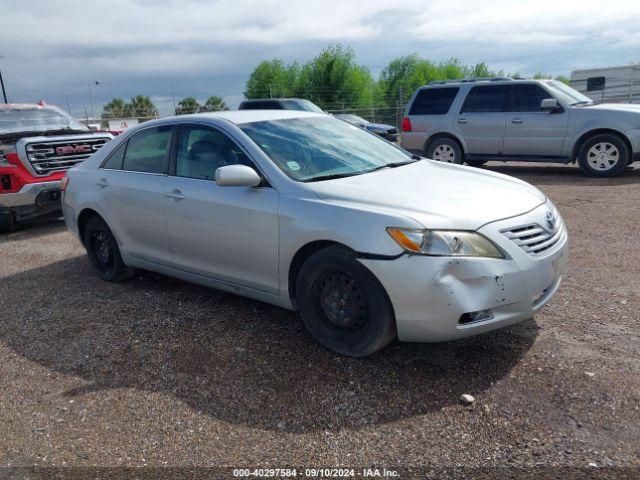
left=171, top=85, right=177, bottom=115
left=88, top=82, right=95, bottom=120
left=65, top=95, right=72, bottom=115
left=0, top=55, right=8, bottom=103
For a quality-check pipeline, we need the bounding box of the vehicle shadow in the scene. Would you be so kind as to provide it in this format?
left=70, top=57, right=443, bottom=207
left=0, top=257, right=538, bottom=433
left=481, top=162, right=640, bottom=186
left=0, top=214, right=66, bottom=245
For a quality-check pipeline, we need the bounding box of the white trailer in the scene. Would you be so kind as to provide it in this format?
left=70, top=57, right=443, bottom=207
left=570, top=64, right=640, bottom=104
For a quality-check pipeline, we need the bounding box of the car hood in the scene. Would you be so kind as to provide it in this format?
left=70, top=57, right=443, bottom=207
left=581, top=103, right=640, bottom=114
left=308, top=160, right=546, bottom=230
left=366, top=123, right=396, bottom=131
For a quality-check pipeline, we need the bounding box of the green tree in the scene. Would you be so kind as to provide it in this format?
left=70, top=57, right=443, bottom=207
left=101, top=98, right=127, bottom=119
left=125, top=95, right=158, bottom=118
left=176, top=97, right=201, bottom=115
left=554, top=75, right=570, bottom=85
left=293, top=44, right=375, bottom=110
left=201, top=95, right=228, bottom=112
left=245, top=59, right=298, bottom=98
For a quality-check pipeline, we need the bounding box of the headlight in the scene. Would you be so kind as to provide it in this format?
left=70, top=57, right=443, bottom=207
left=386, top=228, right=504, bottom=258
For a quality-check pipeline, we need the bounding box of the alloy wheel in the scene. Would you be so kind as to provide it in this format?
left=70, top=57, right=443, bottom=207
left=432, top=144, right=456, bottom=163
left=587, top=142, right=620, bottom=171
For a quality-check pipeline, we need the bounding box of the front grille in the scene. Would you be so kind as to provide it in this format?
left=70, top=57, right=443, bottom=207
left=501, top=219, right=566, bottom=256
left=25, top=137, right=109, bottom=175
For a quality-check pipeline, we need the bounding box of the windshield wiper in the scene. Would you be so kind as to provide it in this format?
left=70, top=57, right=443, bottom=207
left=364, top=159, right=420, bottom=174
left=303, top=172, right=363, bottom=182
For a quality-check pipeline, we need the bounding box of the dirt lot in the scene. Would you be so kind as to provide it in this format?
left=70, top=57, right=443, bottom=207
left=1, top=163, right=639, bottom=475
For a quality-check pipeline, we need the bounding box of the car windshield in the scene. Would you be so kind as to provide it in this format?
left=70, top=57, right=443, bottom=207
left=240, top=116, right=413, bottom=181
left=543, top=80, right=594, bottom=105
left=280, top=99, right=324, bottom=113
left=0, top=106, right=88, bottom=133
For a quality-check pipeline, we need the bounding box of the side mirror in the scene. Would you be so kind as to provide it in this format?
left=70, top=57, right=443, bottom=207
left=215, top=165, right=262, bottom=187
left=541, top=98, right=559, bottom=111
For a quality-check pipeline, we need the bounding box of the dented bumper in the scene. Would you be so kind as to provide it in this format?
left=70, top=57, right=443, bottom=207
left=359, top=206, right=569, bottom=343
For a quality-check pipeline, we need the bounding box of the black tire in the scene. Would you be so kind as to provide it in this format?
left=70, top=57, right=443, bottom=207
left=425, top=137, right=464, bottom=165
left=83, top=216, right=136, bottom=282
left=465, top=159, right=488, bottom=168
left=295, top=245, right=396, bottom=357
left=577, top=133, right=629, bottom=178
left=0, top=210, right=15, bottom=234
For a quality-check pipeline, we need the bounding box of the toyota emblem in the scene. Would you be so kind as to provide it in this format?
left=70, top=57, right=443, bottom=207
left=546, top=211, right=556, bottom=230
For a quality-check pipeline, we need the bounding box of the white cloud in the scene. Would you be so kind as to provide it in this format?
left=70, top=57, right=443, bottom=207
left=1, top=0, right=639, bottom=115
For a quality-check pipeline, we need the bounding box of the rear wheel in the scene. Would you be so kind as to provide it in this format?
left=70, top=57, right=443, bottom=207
left=0, top=210, right=15, bottom=234
left=295, top=246, right=396, bottom=357
left=83, top=216, right=136, bottom=282
left=577, top=133, right=629, bottom=178
left=426, top=138, right=464, bottom=164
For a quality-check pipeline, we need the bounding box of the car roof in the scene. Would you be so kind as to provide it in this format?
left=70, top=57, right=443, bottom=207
left=0, top=103, right=59, bottom=110
left=421, top=78, right=544, bottom=89
left=241, top=98, right=310, bottom=103
left=167, top=110, right=327, bottom=125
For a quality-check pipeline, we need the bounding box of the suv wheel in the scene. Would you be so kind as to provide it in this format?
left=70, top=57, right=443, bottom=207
left=83, top=216, right=136, bottom=282
left=295, top=245, right=396, bottom=357
left=577, top=134, right=629, bottom=178
left=426, top=138, right=463, bottom=164
left=0, top=210, right=15, bottom=234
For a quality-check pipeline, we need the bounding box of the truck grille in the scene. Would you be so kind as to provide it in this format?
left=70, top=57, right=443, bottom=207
left=501, top=218, right=566, bottom=256
left=24, top=137, right=110, bottom=175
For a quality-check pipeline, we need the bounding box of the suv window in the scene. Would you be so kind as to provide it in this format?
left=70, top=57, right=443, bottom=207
left=511, top=84, right=553, bottom=112
left=122, top=126, right=172, bottom=174
left=460, top=85, right=508, bottom=113
left=409, top=88, right=458, bottom=115
left=241, top=100, right=282, bottom=110
left=175, top=125, right=254, bottom=181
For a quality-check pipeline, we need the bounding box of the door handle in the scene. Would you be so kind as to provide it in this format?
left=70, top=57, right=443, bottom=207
left=511, top=118, right=523, bottom=124
left=95, top=178, right=109, bottom=188
left=166, top=189, right=186, bottom=201
left=457, top=118, right=468, bottom=124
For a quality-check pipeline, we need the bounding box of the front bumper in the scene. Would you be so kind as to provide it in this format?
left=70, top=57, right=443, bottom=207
left=0, top=181, right=62, bottom=221
left=359, top=204, right=569, bottom=343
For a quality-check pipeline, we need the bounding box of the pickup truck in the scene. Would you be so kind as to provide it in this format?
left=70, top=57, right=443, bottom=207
left=0, top=102, right=112, bottom=232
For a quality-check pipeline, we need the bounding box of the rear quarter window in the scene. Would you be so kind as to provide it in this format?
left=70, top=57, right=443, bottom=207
left=409, top=88, right=459, bottom=115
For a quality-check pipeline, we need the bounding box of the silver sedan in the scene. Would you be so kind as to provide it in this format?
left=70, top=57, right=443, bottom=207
left=62, top=111, right=568, bottom=356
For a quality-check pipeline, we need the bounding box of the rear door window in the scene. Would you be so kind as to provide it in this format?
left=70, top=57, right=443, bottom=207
left=409, top=88, right=459, bottom=115
left=511, top=84, right=553, bottom=112
left=101, top=141, right=127, bottom=170
left=122, top=125, right=172, bottom=174
left=460, top=85, right=508, bottom=113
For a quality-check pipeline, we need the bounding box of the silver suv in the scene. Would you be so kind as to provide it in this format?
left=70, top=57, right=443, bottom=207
left=401, top=78, right=640, bottom=177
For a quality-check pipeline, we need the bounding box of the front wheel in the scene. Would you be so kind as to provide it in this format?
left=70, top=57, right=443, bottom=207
left=295, top=246, right=396, bottom=357
left=426, top=138, right=464, bottom=164
left=83, top=216, right=136, bottom=282
left=577, top=134, right=629, bottom=178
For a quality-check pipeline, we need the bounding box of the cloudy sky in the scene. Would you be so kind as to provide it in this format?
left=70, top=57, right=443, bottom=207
left=2, top=0, right=640, bottom=117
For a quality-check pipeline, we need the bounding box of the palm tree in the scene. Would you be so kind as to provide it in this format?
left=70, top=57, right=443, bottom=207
left=201, top=95, right=228, bottom=112
left=125, top=95, right=158, bottom=118
left=176, top=97, right=201, bottom=115
left=101, top=98, right=127, bottom=119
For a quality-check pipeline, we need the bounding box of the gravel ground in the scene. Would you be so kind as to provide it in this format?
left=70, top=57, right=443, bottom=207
left=0, top=162, right=639, bottom=476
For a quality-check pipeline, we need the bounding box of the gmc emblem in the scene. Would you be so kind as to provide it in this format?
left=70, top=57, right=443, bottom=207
left=56, top=144, right=92, bottom=155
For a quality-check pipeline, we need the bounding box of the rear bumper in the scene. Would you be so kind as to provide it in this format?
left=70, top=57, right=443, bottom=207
left=0, top=181, right=62, bottom=221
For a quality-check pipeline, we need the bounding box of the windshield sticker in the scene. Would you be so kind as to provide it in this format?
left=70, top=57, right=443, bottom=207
left=287, top=161, right=301, bottom=171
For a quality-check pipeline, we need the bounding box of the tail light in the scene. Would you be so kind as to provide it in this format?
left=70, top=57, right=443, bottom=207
left=401, top=117, right=412, bottom=132
left=60, top=175, right=70, bottom=192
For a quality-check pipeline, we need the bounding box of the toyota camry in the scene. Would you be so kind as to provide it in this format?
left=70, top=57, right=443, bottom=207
left=62, top=110, right=568, bottom=356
